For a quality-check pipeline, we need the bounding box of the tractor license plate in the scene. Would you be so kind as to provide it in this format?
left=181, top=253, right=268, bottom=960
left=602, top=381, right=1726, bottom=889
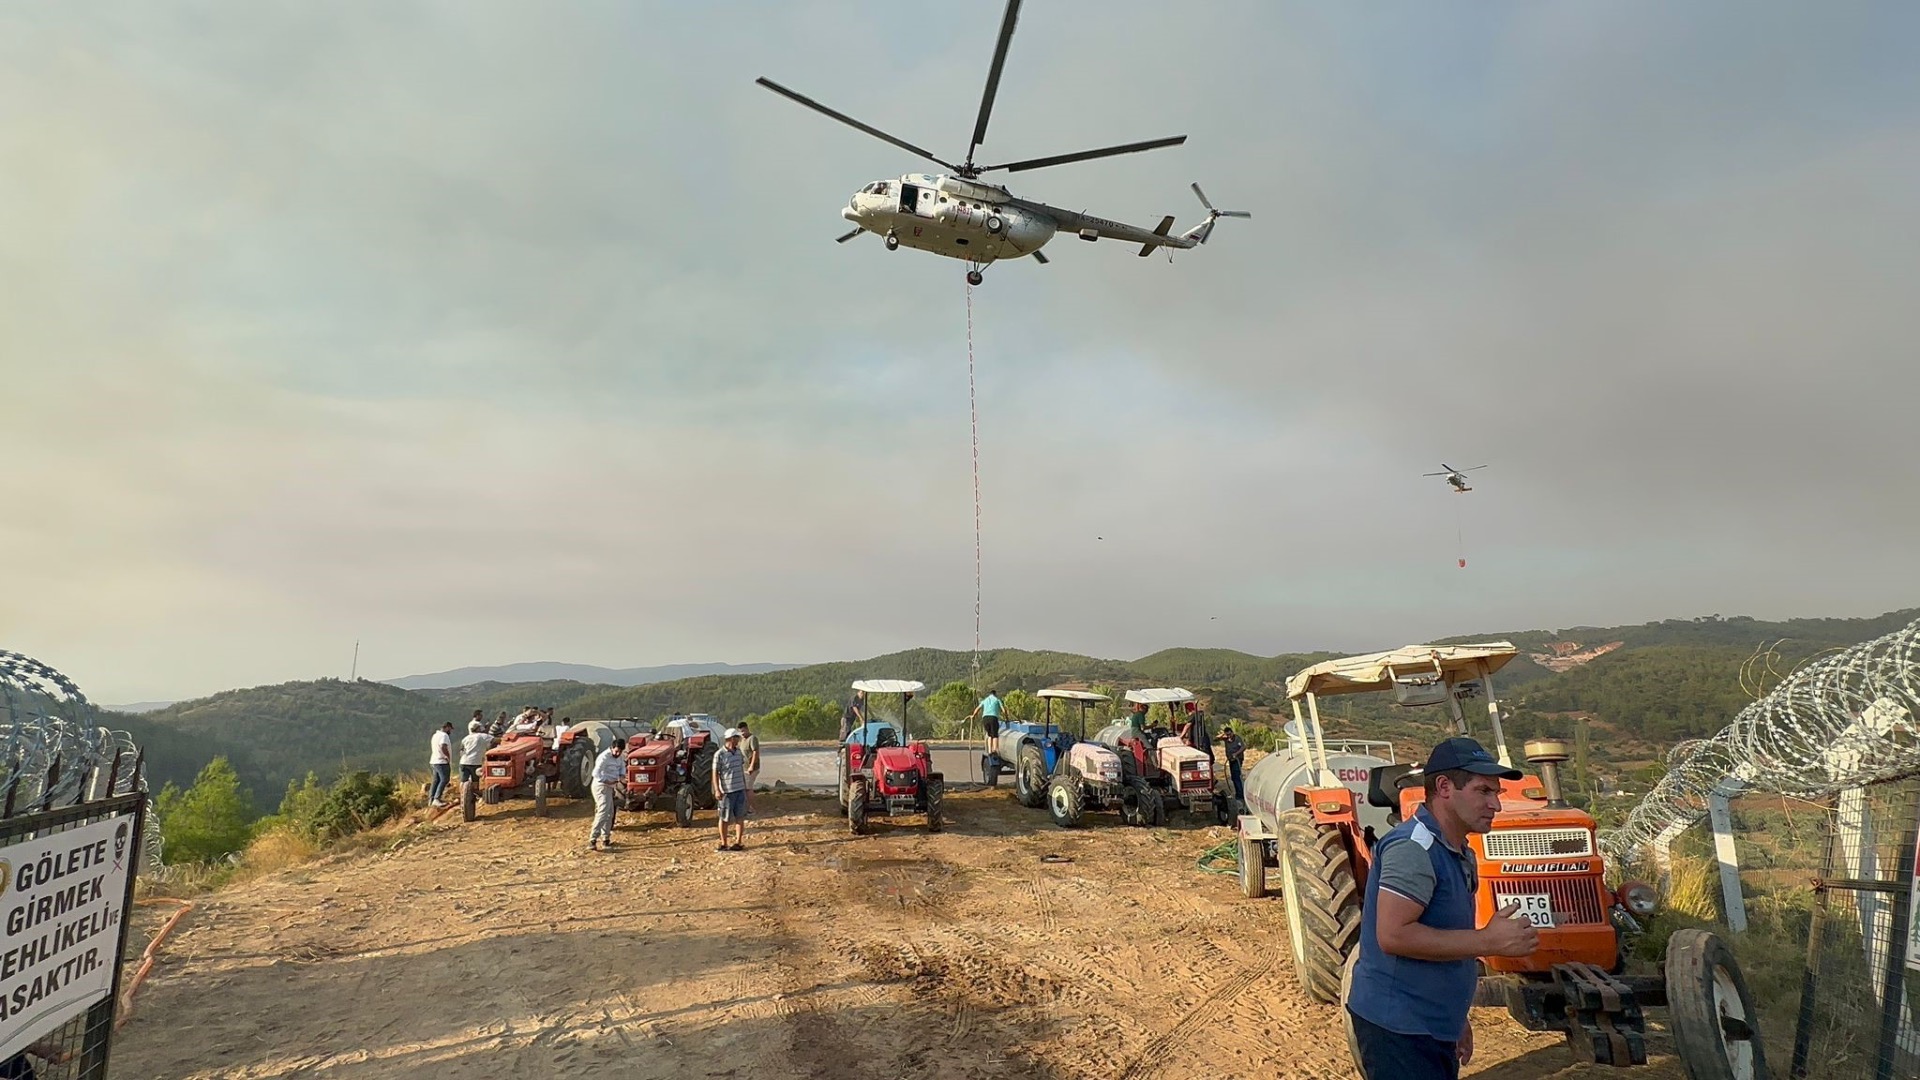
left=1509, top=894, right=1556, bottom=928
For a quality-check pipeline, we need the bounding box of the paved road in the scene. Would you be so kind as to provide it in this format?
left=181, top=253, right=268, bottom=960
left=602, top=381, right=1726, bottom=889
left=756, top=742, right=992, bottom=787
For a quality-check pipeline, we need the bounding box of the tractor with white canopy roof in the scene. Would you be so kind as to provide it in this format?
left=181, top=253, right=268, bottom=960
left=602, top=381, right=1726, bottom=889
left=983, top=686, right=1108, bottom=807
left=838, top=679, right=944, bottom=835
left=1234, top=644, right=1765, bottom=1074
left=1093, top=687, right=1232, bottom=825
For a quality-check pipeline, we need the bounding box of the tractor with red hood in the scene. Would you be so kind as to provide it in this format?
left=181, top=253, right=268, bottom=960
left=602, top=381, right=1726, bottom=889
left=838, top=679, right=944, bottom=834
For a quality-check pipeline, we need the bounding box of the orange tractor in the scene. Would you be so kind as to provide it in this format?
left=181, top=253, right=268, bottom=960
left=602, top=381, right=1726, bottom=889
left=1235, top=644, right=1763, bottom=1078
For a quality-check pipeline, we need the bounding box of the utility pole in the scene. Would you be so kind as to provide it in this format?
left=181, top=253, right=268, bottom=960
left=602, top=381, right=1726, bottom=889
left=351, top=640, right=359, bottom=682
left=1575, top=714, right=1591, bottom=798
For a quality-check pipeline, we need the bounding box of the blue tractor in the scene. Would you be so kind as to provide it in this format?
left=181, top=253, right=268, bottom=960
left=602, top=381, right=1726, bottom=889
left=980, top=688, right=1112, bottom=808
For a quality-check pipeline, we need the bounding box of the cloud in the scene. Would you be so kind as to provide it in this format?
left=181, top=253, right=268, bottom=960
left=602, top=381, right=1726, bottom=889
left=2, top=2, right=1916, bottom=701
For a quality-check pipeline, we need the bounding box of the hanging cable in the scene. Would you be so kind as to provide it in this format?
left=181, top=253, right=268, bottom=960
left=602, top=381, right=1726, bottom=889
left=966, top=281, right=982, bottom=676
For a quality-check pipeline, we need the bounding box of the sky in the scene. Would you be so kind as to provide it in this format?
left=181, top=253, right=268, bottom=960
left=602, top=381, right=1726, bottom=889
left=3, top=2, right=1917, bottom=704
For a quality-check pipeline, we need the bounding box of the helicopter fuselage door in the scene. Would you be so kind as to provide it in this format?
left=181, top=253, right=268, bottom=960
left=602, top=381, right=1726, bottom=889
left=899, top=183, right=924, bottom=217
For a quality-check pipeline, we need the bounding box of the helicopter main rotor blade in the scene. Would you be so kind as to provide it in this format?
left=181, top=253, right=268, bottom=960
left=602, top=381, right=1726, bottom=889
left=979, top=135, right=1187, bottom=174
left=967, top=0, right=1023, bottom=167
left=836, top=227, right=865, bottom=243
left=755, top=77, right=958, bottom=171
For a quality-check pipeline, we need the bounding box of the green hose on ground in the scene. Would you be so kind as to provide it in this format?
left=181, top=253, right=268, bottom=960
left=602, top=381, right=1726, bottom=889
left=1197, top=838, right=1239, bottom=875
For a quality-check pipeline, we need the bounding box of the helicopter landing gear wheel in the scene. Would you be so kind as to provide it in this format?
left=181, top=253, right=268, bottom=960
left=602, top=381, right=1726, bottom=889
left=884, top=232, right=899, bottom=251
left=966, top=270, right=983, bottom=286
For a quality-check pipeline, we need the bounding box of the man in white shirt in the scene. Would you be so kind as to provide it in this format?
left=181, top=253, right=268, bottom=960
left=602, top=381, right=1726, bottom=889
left=588, top=737, right=629, bottom=851
left=427, top=723, right=454, bottom=808
left=458, top=718, right=493, bottom=793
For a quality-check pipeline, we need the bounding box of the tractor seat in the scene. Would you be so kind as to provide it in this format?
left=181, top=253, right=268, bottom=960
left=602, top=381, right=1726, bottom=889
left=873, top=728, right=900, bottom=750
left=1367, top=763, right=1418, bottom=809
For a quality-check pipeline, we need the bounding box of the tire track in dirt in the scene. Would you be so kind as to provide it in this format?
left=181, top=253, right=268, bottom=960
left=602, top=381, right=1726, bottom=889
left=1115, top=953, right=1278, bottom=1080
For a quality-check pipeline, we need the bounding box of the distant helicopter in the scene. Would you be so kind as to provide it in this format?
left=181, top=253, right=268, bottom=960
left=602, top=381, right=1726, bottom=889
left=1424, top=463, right=1488, bottom=493
left=755, top=0, right=1247, bottom=285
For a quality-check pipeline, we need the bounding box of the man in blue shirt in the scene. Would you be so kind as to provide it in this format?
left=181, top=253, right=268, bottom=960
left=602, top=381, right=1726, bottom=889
left=968, top=690, right=1004, bottom=741
left=1346, top=737, right=1537, bottom=1079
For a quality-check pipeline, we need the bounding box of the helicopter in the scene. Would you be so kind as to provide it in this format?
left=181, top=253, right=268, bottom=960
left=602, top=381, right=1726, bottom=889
left=1424, top=463, right=1489, bottom=493
left=755, top=0, right=1247, bottom=286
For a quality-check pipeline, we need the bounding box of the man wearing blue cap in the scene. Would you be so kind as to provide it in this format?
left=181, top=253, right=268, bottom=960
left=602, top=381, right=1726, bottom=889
left=1345, top=737, right=1540, bottom=1079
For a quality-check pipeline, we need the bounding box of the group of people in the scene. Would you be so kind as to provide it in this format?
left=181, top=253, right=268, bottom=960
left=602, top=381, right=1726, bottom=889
left=425, top=709, right=510, bottom=809
left=582, top=719, right=760, bottom=852
left=958, top=688, right=1249, bottom=803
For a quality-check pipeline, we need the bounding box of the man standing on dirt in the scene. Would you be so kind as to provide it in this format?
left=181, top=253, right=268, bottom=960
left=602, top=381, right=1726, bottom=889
left=1218, top=725, right=1246, bottom=805
left=1346, top=737, right=1536, bottom=1079
left=459, top=718, right=492, bottom=792
left=841, top=689, right=866, bottom=741
left=588, top=737, right=627, bottom=851
left=737, top=720, right=761, bottom=809
left=712, top=729, right=750, bottom=851
left=428, top=722, right=454, bottom=808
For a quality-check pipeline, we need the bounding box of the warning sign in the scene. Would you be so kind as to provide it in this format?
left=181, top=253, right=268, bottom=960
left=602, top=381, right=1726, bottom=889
left=0, top=814, right=135, bottom=1060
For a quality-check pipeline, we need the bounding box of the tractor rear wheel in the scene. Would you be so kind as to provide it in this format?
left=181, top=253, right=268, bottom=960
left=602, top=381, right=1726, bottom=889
left=674, top=784, right=695, bottom=827
left=1142, top=785, right=1165, bottom=827
left=1277, top=807, right=1361, bottom=1004
left=1047, top=775, right=1084, bottom=828
left=1238, top=834, right=1266, bottom=899
left=1016, top=745, right=1047, bottom=808
left=461, top=780, right=478, bottom=822
left=847, top=778, right=869, bottom=835
left=926, top=774, right=945, bottom=832
left=690, top=746, right=719, bottom=809
left=560, top=738, right=594, bottom=800
left=1666, top=929, right=1765, bottom=1080
left=1214, top=787, right=1236, bottom=826
left=534, top=775, right=550, bottom=817
left=982, top=754, right=998, bottom=787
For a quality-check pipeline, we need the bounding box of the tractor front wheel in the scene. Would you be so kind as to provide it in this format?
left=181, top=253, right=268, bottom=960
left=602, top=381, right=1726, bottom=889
left=1277, top=807, right=1361, bottom=1004
left=534, top=775, right=550, bottom=817
left=1016, top=745, right=1047, bottom=808
left=674, top=784, right=695, bottom=828
left=1047, top=775, right=1084, bottom=828
left=1666, top=929, right=1765, bottom=1080
left=482, top=784, right=503, bottom=806
left=847, top=778, right=869, bottom=835
left=926, top=774, right=945, bottom=833
left=1238, top=834, right=1266, bottom=899
left=1142, top=785, right=1165, bottom=827
left=461, top=781, right=478, bottom=822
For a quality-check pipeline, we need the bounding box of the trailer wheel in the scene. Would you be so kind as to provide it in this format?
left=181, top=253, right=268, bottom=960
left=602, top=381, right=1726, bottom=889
left=1278, top=807, right=1361, bottom=1003
left=1047, top=775, right=1084, bottom=828
left=533, top=775, right=550, bottom=817
left=1016, top=745, right=1047, bottom=808
left=674, top=784, right=695, bottom=828
left=1238, top=835, right=1266, bottom=899
left=848, top=778, right=869, bottom=835
left=1666, top=929, right=1766, bottom=1080
left=559, top=738, right=594, bottom=800
left=982, top=754, right=999, bottom=788
left=926, top=774, right=945, bottom=833
left=461, top=780, right=478, bottom=822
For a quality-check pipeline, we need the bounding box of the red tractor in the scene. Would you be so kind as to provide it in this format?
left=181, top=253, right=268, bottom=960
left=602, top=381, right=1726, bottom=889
left=621, top=717, right=722, bottom=826
left=838, top=679, right=944, bottom=835
left=463, top=714, right=653, bottom=822
left=1235, top=644, right=1764, bottom=1077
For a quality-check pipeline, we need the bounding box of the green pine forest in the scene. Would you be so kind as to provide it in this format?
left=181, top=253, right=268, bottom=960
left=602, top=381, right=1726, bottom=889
left=104, top=607, right=1918, bottom=813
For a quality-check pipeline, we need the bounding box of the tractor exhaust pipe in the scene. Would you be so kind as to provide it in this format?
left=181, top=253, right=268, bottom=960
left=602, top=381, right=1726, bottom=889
left=1524, top=738, right=1572, bottom=808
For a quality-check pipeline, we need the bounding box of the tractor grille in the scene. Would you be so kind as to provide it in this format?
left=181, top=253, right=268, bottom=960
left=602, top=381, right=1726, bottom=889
left=884, top=770, right=919, bottom=790
left=1491, top=876, right=1606, bottom=926
left=1483, top=828, right=1593, bottom=859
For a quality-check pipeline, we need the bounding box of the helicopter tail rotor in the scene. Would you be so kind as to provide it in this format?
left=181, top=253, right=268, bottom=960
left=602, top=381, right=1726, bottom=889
left=1179, top=183, right=1250, bottom=246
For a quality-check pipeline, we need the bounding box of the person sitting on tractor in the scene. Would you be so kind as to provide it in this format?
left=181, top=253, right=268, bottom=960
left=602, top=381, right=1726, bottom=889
left=1345, top=737, right=1536, bottom=1080
left=510, top=706, right=541, bottom=736
left=1177, top=700, right=1212, bottom=758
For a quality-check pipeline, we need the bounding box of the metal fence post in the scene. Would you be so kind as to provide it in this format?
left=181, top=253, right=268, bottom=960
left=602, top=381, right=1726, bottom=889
left=1708, top=781, right=1748, bottom=932
left=1790, top=810, right=1840, bottom=1079
left=1871, top=805, right=1917, bottom=1080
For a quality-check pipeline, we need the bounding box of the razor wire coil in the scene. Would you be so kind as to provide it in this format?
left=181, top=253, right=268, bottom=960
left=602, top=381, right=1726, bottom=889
left=0, top=650, right=161, bottom=868
left=1603, top=617, right=1920, bottom=867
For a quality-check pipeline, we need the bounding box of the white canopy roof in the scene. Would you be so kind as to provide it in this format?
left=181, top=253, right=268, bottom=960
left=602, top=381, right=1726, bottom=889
left=851, top=679, right=926, bottom=694
left=1037, top=688, right=1110, bottom=702
left=1285, top=644, right=1517, bottom=700
left=1124, top=687, right=1195, bottom=704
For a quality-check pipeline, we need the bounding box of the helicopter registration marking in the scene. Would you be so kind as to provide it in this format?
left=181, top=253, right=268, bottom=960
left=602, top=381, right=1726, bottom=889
left=1510, top=894, right=1555, bottom=928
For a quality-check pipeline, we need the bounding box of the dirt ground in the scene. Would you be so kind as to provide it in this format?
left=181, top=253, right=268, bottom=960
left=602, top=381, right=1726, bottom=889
left=113, top=790, right=1692, bottom=1079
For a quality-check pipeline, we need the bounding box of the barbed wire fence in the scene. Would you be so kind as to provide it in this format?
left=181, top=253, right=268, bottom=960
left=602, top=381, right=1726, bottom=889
left=1600, top=617, right=1920, bottom=1080
left=0, top=649, right=160, bottom=866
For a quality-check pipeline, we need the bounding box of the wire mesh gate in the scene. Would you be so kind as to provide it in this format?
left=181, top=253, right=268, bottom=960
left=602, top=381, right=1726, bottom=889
left=0, top=792, right=145, bottom=1080
left=1791, top=777, right=1920, bottom=1080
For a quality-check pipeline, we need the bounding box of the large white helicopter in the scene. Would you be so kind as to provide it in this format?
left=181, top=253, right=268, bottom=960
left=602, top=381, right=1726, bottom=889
left=756, top=0, right=1247, bottom=285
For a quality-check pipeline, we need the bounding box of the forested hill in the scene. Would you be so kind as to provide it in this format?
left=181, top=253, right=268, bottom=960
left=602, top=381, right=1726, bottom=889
left=109, top=607, right=1917, bottom=805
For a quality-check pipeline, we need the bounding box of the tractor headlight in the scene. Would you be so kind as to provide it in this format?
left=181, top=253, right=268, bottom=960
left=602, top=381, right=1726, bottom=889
left=1616, top=880, right=1659, bottom=918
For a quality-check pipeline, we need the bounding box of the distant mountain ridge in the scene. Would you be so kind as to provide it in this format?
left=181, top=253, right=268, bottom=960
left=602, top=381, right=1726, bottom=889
left=383, top=660, right=801, bottom=690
